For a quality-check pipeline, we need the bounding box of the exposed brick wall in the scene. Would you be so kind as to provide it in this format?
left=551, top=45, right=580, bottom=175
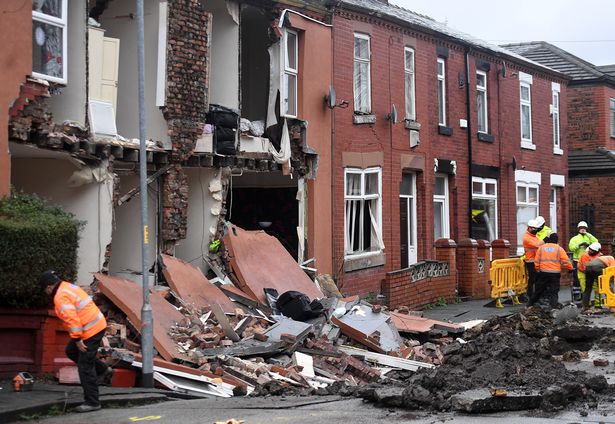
left=8, top=79, right=53, bottom=143
left=331, top=8, right=569, bottom=295
left=160, top=0, right=211, bottom=246
left=568, top=85, right=615, bottom=151
left=382, top=268, right=457, bottom=310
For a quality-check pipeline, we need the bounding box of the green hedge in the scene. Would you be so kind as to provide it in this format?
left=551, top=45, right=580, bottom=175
left=0, top=191, right=82, bottom=308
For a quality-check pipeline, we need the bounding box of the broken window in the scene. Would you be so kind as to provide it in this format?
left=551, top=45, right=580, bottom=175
left=345, top=168, right=383, bottom=257
left=471, top=177, right=497, bottom=241
left=353, top=33, right=371, bottom=114
left=433, top=174, right=450, bottom=239
left=32, top=0, right=67, bottom=84
left=282, top=29, right=298, bottom=118
left=404, top=47, right=416, bottom=121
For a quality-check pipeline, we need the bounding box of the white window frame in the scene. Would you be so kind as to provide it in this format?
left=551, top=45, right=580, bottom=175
left=344, top=167, right=383, bottom=259
left=404, top=47, right=416, bottom=121
left=516, top=181, right=539, bottom=254
left=550, top=187, right=557, bottom=233
left=437, top=58, right=447, bottom=125
left=433, top=174, right=450, bottom=239
left=476, top=70, right=488, bottom=133
left=400, top=172, right=417, bottom=267
left=281, top=29, right=298, bottom=118
left=353, top=33, right=371, bottom=114
left=471, top=176, right=498, bottom=240
left=610, top=98, right=615, bottom=138
left=552, top=84, right=562, bottom=154
left=32, top=0, right=68, bottom=84
left=520, top=81, right=534, bottom=149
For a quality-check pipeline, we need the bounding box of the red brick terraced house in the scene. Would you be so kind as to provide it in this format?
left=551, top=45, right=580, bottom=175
left=328, top=0, right=570, bottom=296
left=503, top=42, right=615, bottom=254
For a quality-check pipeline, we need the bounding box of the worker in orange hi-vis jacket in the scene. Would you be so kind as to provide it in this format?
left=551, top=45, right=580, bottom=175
left=523, top=219, right=544, bottom=301
left=583, top=254, right=615, bottom=312
left=531, top=233, right=573, bottom=308
left=39, top=270, right=110, bottom=413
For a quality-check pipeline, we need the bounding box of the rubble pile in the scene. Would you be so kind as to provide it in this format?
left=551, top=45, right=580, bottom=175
left=360, top=307, right=615, bottom=412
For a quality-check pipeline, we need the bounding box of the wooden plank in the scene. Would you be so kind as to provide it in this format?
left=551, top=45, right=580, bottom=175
left=224, top=225, right=323, bottom=304
left=161, top=254, right=235, bottom=314
left=95, top=273, right=188, bottom=362
left=390, top=312, right=465, bottom=334
left=338, top=346, right=435, bottom=371
left=211, top=303, right=240, bottom=342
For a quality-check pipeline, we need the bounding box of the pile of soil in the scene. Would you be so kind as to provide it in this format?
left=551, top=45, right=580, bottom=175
left=358, top=308, right=614, bottom=412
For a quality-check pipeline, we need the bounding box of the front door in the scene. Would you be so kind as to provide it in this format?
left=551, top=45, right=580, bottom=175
left=400, top=173, right=417, bottom=268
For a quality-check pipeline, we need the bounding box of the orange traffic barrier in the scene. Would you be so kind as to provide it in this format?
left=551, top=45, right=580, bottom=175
left=489, top=258, right=527, bottom=308
left=598, top=266, right=615, bottom=308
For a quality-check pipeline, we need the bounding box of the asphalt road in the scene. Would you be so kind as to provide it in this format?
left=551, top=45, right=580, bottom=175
left=29, top=396, right=615, bottom=424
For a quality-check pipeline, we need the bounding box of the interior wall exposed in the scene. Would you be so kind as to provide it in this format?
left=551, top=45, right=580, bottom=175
left=98, top=0, right=169, bottom=146
left=240, top=5, right=270, bottom=121
left=174, top=167, right=222, bottom=273
left=206, top=0, right=239, bottom=109
left=10, top=152, right=113, bottom=286
left=109, top=173, right=158, bottom=277
left=48, top=0, right=87, bottom=124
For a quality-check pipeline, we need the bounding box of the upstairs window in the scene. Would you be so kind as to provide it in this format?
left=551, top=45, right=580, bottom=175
left=344, top=168, right=383, bottom=257
left=404, top=47, right=416, bottom=121
left=476, top=71, right=488, bottom=133
left=552, top=87, right=561, bottom=153
left=353, top=33, right=371, bottom=114
left=32, top=0, right=67, bottom=84
left=282, top=29, right=298, bottom=118
left=610, top=98, right=615, bottom=138
left=437, top=58, right=446, bottom=125
left=519, top=72, right=534, bottom=148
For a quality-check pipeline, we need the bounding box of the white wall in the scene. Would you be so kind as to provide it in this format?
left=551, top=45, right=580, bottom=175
left=206, top=0, right=239, bottom=109
left=11, top=156, right=113, bottom=286
left=48, top=0, right=87, bottom=124
left=100, top=0, right=169, bottom=146
left=174, top=168, right=222, bottom=272
left=109, top=174, right=158, bottom=275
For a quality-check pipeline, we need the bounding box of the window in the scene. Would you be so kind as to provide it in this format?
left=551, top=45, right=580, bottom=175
left=516, top=182, right=539, bottom=253
left=433, top=174, right=450, bottom=239
left=471, top=177, right=497, bottom=241
left=32, top=0, right=67, bottom=84
left=344, top=168, right=383, bottom=257
left=353, top=33, right=371, bottom=114
left=282, top=29, right=298, bottom=118
left=610, top=98, right=615, bottom=138
left=476, top=71, right=488, bottom=133
left=550, top=188, right=557, bottom=233
left=552, top=88, right=561, bottom=153
left=404, top=47, right=416, bottom=121
left=520, top=81, right=533, bottom=147
left=400, top=173, right=417, bottom=268
left=437, top=58, right=446, bottom=125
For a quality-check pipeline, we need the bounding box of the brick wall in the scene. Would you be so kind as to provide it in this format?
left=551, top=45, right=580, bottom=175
left=331, top=8, right=569, bottom=295
left=568, top=85, right=615, bottom=151
left=160, top=0, right=211, bottom=246
left=382, top=269, right=457, bottom=310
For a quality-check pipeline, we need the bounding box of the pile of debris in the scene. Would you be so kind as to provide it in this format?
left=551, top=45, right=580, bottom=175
left=80, top=225, right=467, bottom=399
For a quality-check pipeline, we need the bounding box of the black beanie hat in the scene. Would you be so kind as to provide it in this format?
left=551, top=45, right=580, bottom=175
left=39, top=270, right=60, bottom=290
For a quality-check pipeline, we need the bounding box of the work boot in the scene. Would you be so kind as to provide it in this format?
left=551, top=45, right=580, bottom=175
left=74, top=403, right=101, bottom=413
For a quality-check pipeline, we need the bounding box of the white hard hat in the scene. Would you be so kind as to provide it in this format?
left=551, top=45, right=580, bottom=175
left=589, top=242, right=601, bottom=252
left=527, top=219, right=539, bottom=228
left=577, top=221, right=588, bottom=228
left=535, top=216, right=545, bottom=226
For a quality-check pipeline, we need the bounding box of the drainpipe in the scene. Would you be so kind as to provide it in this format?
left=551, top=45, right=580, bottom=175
left=464, top=47, right=473, bottom=238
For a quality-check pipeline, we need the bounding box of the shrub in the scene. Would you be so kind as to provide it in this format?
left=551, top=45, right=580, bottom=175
left=0, top=191, right=82, bottom=308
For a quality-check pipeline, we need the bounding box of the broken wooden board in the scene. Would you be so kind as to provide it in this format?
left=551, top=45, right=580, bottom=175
left=199, top=338, right=286, bottom=358
left=338, top=345, right=435, bottom=371
left=161, top=254, right=235, bottom=314
left=390, top=312, right=465, bottom=335
left=211, top=303, right=240, bottom=342
left=95, top=273, right=188, bottom=362
left=332, top=303, right=403, bottom=354
left=223, top=225, right=323, bottom=304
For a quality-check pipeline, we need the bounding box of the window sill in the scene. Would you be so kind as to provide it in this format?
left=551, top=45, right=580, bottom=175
left=521, top=141, right=536, bottom=150
left=553, top=147, right=564, bottom=155
left=477, top=132, right=494, bottom=143
left=344, top=251, right=386, bottom=272
left=438, top=125, right=453, bottom=136
left=353, top=114, right=376, bottom=125
left=404, top=120, right=421, bottom=131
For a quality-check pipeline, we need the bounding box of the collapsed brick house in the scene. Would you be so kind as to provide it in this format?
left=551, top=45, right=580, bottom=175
left=3, top=0, right=333, bottom=285
left=504, top=41, right=615, bottom=253
left=329, top=0, right=570, bottom=295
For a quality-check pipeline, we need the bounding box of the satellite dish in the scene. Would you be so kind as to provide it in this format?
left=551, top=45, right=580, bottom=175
left=387, top=104, right=398, bottom=124
left=324, top=86, right=336, bottom=109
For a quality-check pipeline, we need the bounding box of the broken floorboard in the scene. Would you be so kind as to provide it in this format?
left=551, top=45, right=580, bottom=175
left=161, top=254, right=236, bottom=314
left=223, top=225, right=323, bottom=304
left=95, top=273, right=188, bottom=362
left=198, top=338, right=286, bottom=358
